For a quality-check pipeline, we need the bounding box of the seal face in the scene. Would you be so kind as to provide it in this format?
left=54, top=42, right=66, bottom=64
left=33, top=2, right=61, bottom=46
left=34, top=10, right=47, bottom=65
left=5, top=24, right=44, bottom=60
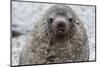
left=19, top=5, right=89, bottom=65
left=48, top=16, right=74, bottom=40
left=46, top=6, right=76, bottom=40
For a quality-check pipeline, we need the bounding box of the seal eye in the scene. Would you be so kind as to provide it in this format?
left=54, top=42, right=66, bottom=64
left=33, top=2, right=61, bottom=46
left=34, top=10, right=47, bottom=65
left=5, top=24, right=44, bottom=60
left=68, top=18, right=73, bottom=22
left=48, top=18, right=53, bottom=24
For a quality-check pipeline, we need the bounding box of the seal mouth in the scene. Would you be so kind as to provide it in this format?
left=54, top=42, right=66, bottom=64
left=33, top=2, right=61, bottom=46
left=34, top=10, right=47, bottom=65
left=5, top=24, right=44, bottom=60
left=56, top=28, right=66, bottom=36
left=58, top=29, right=65, bottom=33
left=53, top=28, right=66, bottom=40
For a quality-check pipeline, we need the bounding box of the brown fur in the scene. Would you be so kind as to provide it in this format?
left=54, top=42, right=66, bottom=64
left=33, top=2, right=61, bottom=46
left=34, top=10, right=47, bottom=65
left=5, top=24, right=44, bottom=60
left=19, top=5, right=89, bottom=65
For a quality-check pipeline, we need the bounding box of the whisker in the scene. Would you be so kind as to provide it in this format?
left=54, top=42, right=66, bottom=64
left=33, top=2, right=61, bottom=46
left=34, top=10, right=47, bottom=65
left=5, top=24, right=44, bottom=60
left=37, top=28, right=52, bottom=43
left=47, top=32, right=53, bottom=46
left=70, top=29, right=83, bottom=45
left=39, top=28, right=52, bottom=39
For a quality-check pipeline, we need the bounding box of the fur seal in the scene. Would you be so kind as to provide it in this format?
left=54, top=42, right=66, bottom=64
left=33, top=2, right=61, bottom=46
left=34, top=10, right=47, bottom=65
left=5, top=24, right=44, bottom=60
left=19, top=5, right=89, bottom=65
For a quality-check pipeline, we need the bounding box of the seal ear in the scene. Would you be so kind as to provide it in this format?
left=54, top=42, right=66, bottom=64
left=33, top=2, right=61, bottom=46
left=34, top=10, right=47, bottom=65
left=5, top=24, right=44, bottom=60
left=76, top=21, right=80, bottom=25
left=74, top=17, right=80, bottom=25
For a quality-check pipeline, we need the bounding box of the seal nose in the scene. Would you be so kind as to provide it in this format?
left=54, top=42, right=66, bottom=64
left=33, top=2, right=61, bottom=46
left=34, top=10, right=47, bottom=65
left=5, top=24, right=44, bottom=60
left=57, top=22, right=65, bottom=28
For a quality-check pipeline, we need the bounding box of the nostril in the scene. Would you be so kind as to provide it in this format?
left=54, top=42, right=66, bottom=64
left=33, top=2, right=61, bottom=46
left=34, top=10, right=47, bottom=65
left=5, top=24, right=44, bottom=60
left=58, top=22, right=65, bottom=27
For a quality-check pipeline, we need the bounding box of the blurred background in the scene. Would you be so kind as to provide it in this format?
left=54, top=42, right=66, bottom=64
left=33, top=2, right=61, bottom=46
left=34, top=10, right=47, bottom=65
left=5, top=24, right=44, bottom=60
left=11, top=1, right=96, bottom=65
